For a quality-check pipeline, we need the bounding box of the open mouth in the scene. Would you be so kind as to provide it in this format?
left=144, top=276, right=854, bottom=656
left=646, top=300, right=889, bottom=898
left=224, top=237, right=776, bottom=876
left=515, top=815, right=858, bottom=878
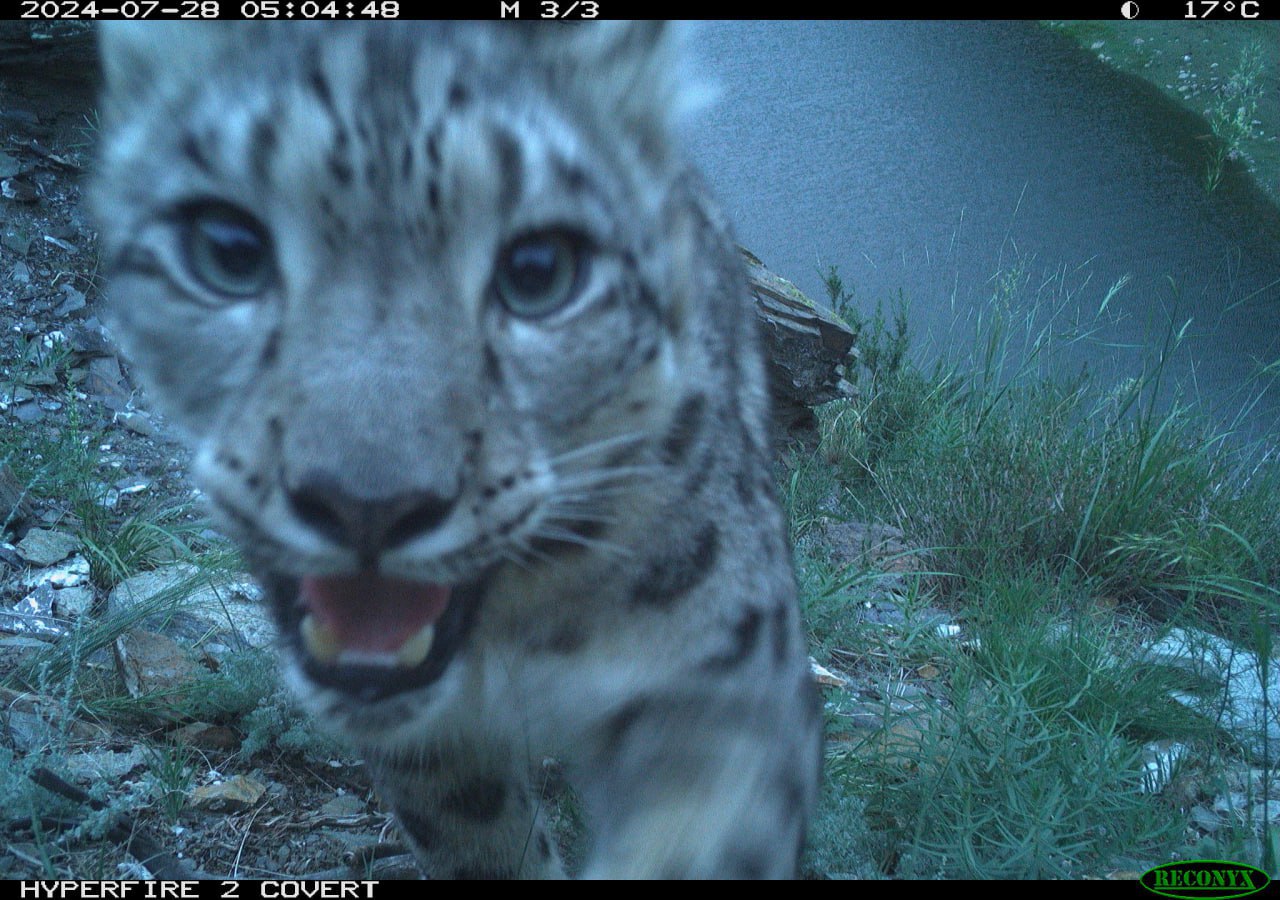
left=263, top=570, right=483, bottom=702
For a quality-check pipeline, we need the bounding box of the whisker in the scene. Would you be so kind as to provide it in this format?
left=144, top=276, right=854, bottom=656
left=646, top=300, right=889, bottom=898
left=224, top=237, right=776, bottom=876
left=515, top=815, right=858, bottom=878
left=532, top=524, right=632, bottom=559
left=548, top=430, right=647, bottom=467
left=553, top=469, right=659, bottom=500
left=500, top=544, right=539, bottom=571
left=505, top=532, right=547, bottom=566
left=543, top=508, right=618, bottom=525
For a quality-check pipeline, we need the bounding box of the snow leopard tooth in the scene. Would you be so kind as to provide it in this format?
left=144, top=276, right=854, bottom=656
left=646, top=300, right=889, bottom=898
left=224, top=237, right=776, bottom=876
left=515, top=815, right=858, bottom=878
left=299, top=613, right=340, bottom=665
left=395, top=623, right=436, bottom=669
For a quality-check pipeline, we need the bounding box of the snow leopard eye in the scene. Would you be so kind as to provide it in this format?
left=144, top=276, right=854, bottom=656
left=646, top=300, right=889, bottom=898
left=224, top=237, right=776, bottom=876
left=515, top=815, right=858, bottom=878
left=180, top=202, right=275, bottom=298
left=492, top=231, right=587, bottom=318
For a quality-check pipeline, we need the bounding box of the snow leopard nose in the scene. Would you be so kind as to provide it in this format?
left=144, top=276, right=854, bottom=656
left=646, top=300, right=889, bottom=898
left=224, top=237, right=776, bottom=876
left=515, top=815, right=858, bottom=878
left=287, top=478, right=458, bottom=564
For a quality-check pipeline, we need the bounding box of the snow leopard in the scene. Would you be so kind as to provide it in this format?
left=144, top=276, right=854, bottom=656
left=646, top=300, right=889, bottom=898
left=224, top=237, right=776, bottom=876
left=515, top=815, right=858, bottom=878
left=93, top=22, right=821, bottom=879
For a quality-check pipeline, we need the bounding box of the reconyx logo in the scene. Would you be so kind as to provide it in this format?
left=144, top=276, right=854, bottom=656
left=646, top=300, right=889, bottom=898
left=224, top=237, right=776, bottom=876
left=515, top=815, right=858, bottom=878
left=1140, top=860, right=1270, bottom=900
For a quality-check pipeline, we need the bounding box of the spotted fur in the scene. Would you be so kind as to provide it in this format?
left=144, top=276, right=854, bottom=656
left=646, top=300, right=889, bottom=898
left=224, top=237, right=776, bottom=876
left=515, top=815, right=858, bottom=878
left=95, top=22, right=820, bottom=879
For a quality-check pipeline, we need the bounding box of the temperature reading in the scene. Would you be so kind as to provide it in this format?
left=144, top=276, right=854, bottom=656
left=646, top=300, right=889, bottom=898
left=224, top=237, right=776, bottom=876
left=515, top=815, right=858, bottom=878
left=1184, top=0, right=1261, bottom=16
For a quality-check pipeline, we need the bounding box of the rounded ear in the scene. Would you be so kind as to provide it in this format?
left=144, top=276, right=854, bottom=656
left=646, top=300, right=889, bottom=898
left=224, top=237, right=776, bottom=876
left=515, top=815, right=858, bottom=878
left=98, top=22, right=239, bottom=107
left=525, top=22, right=717, bottom=150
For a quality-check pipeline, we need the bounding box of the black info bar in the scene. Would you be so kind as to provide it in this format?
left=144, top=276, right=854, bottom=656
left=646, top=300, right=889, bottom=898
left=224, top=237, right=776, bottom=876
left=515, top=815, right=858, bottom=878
left=19, top=884, right=381, bottom=900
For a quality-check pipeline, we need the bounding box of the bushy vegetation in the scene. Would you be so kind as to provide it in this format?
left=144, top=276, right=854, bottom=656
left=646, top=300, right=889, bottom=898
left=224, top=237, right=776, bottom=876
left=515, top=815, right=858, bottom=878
left=797, top=264, right=1280, bottom=878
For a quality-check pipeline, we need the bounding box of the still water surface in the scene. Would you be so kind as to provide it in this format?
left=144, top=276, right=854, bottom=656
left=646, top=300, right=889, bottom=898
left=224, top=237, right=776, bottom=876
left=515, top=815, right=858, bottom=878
left=687, top=21, right=1280, bottom=442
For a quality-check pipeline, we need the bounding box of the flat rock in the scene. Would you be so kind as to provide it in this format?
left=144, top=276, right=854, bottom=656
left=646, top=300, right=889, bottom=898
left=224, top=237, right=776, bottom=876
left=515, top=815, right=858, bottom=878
left=110, top=564, right=273, bottom=651
left=62, top=319, right=113, bottom=358
left=113, top=628, right=205, bottom=703
left=745, top=248, right=856, bottom=445
left=63, top=746, right=149, bottom=783
left=0, top=685, right=112, bottom=750
left=2, top=582, right=65, bottom=638
left=21, top=553, right=89, bottom=590
left=1142, top=627, right=1280, bottom=764
left=318, top=794, right=368, bottom=819
left=12, top=402, right=44, bottom=424
left=117, top=410, right=156, bottom=437
left=109, top=564, right=204, bottom=610
left=16, top=527, right=80, bottom=565
left=191, top=774, right=266, bottom=812
left=1, top=386, right=36, bottom=406
left=169, top=721, right=241, bottom=751
left=84, top=355, right=131, bottom=408
left=52, top=584, right=94, bottom=618
left=52, top=284, right=84, bottom=316
left=0, top=634, right=47, bottom=672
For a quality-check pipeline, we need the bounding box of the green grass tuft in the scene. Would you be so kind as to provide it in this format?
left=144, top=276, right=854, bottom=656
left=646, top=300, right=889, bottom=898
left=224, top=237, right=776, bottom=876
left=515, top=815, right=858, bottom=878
left=802, top=261, right=1280, bottom=877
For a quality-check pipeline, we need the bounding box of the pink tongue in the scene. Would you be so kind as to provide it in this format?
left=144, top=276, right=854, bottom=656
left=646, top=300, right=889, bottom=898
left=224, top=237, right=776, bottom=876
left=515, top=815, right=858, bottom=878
left=299, top=573, right=451, bottom=653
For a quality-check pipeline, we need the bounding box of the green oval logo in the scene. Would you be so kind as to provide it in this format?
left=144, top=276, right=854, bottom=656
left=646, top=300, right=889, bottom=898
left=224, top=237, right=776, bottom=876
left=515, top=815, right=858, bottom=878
left=1140, top=860, right=1271, bottom=900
